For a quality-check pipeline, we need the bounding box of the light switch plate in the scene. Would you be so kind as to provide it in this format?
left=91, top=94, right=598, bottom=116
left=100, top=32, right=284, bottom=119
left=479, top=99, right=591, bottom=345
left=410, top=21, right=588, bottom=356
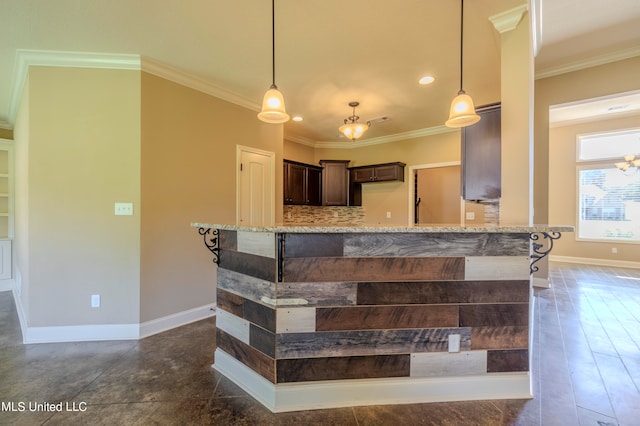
left=91, top=294, right=100, bottom=308
left=448, top=334, right=461, bottom=353
left=115, top=202, right=133, bottom=216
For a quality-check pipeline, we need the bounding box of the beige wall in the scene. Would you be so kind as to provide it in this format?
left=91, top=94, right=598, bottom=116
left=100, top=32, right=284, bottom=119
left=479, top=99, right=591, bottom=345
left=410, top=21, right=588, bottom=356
left=22, top=67, right=141, bottom=326
left=283, top=139, right=315, bottom=165
left=549, top=114, right=640, bottom=262
left=535, top=56, right=640, bottom=224
left=140, top=72, right=283, bottom=322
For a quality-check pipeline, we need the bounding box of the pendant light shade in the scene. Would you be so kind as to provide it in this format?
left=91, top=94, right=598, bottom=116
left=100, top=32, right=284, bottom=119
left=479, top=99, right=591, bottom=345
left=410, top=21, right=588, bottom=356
left=445, top=0, right=480, bottom=128
left=258, top=0, right=289, bottom=124
left=339, top=102, right=370, bottom=141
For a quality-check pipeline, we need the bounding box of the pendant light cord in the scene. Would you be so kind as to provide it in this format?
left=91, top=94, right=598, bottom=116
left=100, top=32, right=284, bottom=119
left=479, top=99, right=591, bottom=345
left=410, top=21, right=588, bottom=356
left=459, top=0, right=464, bottom=93
left=271, top=0, right=277, bottom=88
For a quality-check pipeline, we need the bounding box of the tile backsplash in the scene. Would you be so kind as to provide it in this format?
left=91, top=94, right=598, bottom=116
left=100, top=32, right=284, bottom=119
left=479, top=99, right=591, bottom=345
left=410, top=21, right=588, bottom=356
left=283, top=205, right=365, bottom=225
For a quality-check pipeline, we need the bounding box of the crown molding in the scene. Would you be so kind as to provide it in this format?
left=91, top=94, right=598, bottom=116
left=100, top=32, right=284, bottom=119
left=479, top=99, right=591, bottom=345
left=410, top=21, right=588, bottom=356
left=8, top=50, right=141, bottom=127
left=302, top=125, right=457, bottom=150
left=140, top=56, right=259, bottom=112
left=489, top=4, right=528, bottom=34
left=535, top=45, right=640, bottom=80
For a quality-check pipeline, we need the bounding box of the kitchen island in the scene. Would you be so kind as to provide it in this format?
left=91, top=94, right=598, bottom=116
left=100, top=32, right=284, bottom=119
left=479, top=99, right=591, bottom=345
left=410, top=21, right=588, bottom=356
left=192, top=223, right=572, bottom=413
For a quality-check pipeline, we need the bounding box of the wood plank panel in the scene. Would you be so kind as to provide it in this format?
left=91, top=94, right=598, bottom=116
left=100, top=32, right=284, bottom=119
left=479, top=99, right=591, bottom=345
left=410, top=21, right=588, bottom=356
left=471, top=326, right=529, bottom=350
left=460, top=304, right=529, bottom=327
left=277, top=282, right=357, bottom=307
left=219, top=249, right=276, bottom=282
left=356, top=280, right=530, bottom=305
left=316, top=305, right=458, bottom=331
left=344, top=233, right=530, bottom=257
left=237, top=231, right=276, bottom=258
left=218, top=229, right=237, bottom=250
left=465, top=256, right=530, bottom=280
left=250, top=324, right=275, bottom=358
left=276, top=307, right=316, bottom=333
left=216, top=288, right=244, bottom=318
left=410, top=351, right=487, bottom=377
left=243, top=298, right=276, bottom=332
left=284, top=233, right=344, bottom=258
left=217, top=268, right=275, bottom=305
left=486, top=349, right=529, bottom=372
left=283, top=257, right=465, bottom=282
left=276, top=328, right=471, bottom=359
left=276, top=354, right=410, bottom=383
left=216, top=329, right=275, bottom=383
left=216, top=309, right=250, bottom=344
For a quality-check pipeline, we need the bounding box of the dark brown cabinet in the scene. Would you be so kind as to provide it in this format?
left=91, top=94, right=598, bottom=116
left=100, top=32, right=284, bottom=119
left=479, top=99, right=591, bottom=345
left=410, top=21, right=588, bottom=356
left=320, top=160, right=350, bottom=206
left=284, top=160, right=322, bottom=205
left=461, top=103, right=501, bottom=201
left=349, top=162, right=405, bottom=183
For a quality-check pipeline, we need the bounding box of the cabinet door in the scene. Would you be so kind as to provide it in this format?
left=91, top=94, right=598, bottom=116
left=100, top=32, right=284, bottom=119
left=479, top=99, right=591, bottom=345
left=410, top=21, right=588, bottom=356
left=285, top=163, right=307, bottom=204
left=462, top=105, right=501, bottom=200
left=306, top=167, right=322, bottom=206
left=350, top=167, right=376, bottom=183
left=321, top=161, right=349, bottom=206
left=374, top=164, right=404, bottom=182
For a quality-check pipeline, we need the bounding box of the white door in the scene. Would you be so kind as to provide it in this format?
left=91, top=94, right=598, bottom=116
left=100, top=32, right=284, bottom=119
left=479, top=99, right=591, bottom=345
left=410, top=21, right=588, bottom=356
left=237, top=145, right=275, bottom=226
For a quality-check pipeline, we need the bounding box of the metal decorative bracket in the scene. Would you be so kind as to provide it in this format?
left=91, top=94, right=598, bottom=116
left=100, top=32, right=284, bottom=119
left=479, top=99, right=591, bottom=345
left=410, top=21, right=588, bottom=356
left=529, top=231, right=562, bottom=274
left=198, top=228, right=220, bottom=265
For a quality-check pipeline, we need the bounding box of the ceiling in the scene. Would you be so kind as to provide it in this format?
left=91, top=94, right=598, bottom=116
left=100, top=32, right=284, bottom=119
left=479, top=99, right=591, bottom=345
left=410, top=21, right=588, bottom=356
left=1, top=0, right=640, bottom=143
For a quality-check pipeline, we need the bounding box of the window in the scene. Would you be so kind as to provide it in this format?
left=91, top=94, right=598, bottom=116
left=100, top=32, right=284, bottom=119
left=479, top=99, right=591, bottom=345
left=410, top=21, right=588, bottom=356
left=577, top=129, right=640, bottom=243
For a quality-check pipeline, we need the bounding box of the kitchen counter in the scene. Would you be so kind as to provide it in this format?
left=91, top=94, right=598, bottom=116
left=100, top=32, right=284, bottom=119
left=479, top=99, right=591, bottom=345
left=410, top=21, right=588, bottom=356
left=193, top=222, right=572, bottom=413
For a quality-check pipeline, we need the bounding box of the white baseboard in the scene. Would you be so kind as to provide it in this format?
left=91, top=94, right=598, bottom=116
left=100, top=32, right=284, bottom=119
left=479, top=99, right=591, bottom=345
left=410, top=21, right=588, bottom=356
left=213, top=349, right=532, bottom=413
left=0, top=278, right=14, bottom=292
left=551, top=255, right=640, bottom=270
left=139, top=304, right=216, bottom=338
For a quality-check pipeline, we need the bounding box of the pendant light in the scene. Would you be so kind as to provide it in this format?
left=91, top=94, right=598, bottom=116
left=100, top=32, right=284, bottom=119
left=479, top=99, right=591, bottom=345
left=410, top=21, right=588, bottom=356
left=445, top=0, right=480, bottom=128
left=258, top=0, right=289, bottom=123
left=339, top=102, right=370, bottom=141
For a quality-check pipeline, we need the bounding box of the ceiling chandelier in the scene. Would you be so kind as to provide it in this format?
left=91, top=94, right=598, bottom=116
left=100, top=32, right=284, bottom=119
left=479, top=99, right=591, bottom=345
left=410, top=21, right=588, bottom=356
left=615, top=154, right=640, bottom=173
left=339, top=102, right=370, bottom=141
left=445, top=0, right=480, bottom=128
left=257, top=0, right=289, bottom=124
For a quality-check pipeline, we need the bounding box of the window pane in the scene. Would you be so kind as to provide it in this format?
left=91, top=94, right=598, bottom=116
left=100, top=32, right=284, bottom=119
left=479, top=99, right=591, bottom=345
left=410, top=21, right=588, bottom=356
left=578, top=167, right=640, bottom=242
left=578, top=129, right=640, bottom=161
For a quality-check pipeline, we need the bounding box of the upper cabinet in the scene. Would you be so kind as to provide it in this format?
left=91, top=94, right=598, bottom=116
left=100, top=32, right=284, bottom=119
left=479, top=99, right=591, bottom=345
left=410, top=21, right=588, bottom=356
left=461, top=104, right=501, bottom=201
left=284, top=160, right=322, bottom=206
left=0, top=140, right=13, bottom=239
left=349, top=162, right=405, bottom=183
left=320, top=160, right=350, bottom=206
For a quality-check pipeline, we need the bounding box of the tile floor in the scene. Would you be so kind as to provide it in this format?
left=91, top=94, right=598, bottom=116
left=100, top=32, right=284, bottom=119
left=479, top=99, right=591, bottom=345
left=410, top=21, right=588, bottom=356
left=1, top=262, right=639, bottom=425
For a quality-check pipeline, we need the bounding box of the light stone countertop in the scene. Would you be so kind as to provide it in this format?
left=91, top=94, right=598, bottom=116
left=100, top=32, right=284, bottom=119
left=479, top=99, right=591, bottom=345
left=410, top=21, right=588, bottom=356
left=191, top=222, right=574, bottom=234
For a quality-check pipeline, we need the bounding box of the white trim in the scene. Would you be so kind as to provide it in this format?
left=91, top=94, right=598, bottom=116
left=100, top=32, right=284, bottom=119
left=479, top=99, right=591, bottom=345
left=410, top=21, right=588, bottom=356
left=551, top=256, right=640, bottom=270
left=139, top=303, right=216, bottom=338
left=213, top=349, right=532, bottom=413
left=0, top=278, right=14, bottom=292
left=489, top=4, right=528, bottom=34
left=24, top=323, right=140, bottom=344
left=535, top=45, right=640, bottom=80
left=532, top=277, right=550, bottom=288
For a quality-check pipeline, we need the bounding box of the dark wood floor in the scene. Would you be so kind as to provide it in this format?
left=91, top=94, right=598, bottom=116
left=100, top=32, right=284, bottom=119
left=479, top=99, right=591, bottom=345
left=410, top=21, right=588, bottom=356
left=0, top=262, right=639, bottom=425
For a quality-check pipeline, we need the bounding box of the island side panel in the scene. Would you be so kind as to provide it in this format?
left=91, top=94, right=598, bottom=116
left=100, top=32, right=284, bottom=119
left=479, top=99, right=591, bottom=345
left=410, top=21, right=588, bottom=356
left=276, top=232, right=531, bottom=384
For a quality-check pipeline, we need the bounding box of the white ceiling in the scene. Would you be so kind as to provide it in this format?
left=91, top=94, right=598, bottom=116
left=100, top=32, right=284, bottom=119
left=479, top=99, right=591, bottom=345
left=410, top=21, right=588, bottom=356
left=1, top=0, right=640, bottom=142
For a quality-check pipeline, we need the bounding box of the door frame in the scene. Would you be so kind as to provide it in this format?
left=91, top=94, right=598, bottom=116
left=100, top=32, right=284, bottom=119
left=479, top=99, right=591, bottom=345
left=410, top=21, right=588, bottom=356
left=236, top=145, right=276, bottom=226
left=407, top=161, right=462, bottom=225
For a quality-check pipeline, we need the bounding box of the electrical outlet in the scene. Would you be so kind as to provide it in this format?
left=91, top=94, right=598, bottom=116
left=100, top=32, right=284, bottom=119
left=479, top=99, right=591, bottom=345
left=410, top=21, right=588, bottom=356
left=448, top=334, right=461, bottom=353
left=91, top=294, right=101, bottom=308
left=386, top=211, right=391, bottom=219
left=612, top=247, right=618, bottom=254
left=465, top=212, right=475, bottom=220
left=114, top=202, right=133, bottom=216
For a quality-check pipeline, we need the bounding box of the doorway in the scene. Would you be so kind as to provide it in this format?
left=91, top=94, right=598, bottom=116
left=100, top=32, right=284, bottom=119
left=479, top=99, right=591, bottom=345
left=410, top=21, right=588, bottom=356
left=409, top=162, right=461, bottom=224
left=237, top=145, right=275, bottom=226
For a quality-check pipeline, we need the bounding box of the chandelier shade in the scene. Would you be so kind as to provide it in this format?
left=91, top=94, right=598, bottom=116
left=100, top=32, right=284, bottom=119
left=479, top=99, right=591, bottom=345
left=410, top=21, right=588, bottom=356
left=445, top=0, right=480, bottom=128
left=339, top=102, right=370, bottom=141
left=258, top=0, right=289, bottom=124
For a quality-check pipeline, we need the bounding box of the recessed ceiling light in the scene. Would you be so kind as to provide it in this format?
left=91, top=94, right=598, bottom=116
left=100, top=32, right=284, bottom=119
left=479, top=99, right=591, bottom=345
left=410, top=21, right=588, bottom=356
left=292, top=116, right=303, bottom=122
left=419, top=76, right=435, bottom=85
